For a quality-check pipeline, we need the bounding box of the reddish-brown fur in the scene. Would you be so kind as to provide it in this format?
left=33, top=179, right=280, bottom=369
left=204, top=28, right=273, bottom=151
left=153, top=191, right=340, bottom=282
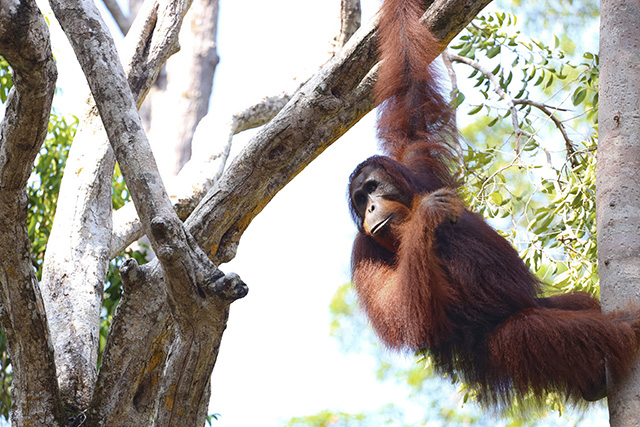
left=349, top=0, right=640, bottom=408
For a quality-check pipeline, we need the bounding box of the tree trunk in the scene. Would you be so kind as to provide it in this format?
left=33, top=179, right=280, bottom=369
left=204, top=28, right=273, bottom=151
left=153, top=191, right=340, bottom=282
left=598, top=1, right=640, bottom=425
left=143, top=0, right=220, bottom=181
left=0, top=1, right=62, bottom=423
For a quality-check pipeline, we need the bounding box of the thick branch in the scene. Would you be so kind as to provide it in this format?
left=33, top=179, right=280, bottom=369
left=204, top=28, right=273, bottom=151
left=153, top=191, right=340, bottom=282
left=88, top=260, right=174, bottom=425
left=110, top=91, right=294, bottom=258
left=49, top=0, right=245, bottom=325
left=40, top=0, right=201, bottom=412
left=49, top=1, right=246, bottom=425
left=0, top=0, right=62, bottom=424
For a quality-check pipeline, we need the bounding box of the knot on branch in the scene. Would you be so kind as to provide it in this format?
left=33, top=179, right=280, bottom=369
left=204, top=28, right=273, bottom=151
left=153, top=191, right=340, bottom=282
left=150, top=215, right=179, bottom=262
left=214, top=236, right=238, bottom=264
left=314, top=92, right=343, bottom=113
left=209, top=272, right=248, bottom=302
left=120, top=258, right=144, bottom=292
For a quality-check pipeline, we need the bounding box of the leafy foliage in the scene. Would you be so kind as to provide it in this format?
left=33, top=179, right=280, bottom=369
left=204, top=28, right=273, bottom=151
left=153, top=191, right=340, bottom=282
left=452, top=11, right=599, bottom=296
left=284, top=407, right=405, bottom=427
left=442, top=9, right=602, bottom=415
left=0, top=56, right=12, bottom=103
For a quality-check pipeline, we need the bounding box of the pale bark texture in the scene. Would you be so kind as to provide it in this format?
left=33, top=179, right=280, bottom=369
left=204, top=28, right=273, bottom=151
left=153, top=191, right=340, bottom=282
left=333, top=0, right=362, bottom=50
left=143, top=0, right=220, bottom=181
left=40, top=0, right=201, bottom=412
left=598, top=1, right=640, bottom=425
left=0, top=0, right=490, bottom=425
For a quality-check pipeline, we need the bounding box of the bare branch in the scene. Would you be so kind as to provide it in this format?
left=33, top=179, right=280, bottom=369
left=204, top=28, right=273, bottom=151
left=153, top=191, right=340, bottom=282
left=441, top=51, right=464, bottom=168
left=145, top=0, right=220, bottom=180
left=331, top=0, right=362, bottom=52
left=448, top=53, right=525, bottom=147
left=101, top=0, right=133, bottom=34
left=513, top=98, right=578, bottom=165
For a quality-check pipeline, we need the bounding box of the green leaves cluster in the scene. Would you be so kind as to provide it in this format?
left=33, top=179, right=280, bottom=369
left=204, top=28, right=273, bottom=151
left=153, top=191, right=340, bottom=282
left=28, top=114, right=76, bottom=279
left=525, top=140, right=598, bottom=294
left=451, top=12, right=600, bottom=296
left=284, top=407, right=407, bottom=427
left=0, top=56, right=12, bottom=103
left=451, top=12, right=599, bottom=129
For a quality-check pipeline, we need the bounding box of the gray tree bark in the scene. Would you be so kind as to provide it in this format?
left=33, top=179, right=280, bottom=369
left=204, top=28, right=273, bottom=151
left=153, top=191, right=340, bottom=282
left=0, top=0, right=61, bottom=424
left=40, top=0, right=200, bottom=412
left=143, top=0, right=220, bottom=181
left=598, top=1, right=640, bottom=426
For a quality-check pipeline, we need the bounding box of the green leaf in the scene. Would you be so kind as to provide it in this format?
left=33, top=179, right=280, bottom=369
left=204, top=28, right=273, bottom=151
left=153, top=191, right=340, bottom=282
left=468, top=104, right=484, bottom=115
left=487, top=45, right=501, bottom=58
left=572, top=88, right=587, bottom=106
left=453, top=91, right=466, bottom=108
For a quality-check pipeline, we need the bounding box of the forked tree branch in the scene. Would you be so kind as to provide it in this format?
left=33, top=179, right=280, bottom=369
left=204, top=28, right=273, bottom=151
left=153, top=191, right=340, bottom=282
left=48, top=0, right=246, bottom=422
left=189, top=0, right=494, bottom=264
left=40, top=0, right=211, bottom=412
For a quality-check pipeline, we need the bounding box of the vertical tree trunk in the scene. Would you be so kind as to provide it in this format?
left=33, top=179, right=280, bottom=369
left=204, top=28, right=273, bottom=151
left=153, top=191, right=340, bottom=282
left=143, top=0, right=220, bottom=181
left=598, top=1, right=640, bottom=425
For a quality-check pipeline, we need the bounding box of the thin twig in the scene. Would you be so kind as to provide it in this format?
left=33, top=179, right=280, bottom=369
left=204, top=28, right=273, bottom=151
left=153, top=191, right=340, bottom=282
left=448, top=52, right=578, bottom=165
left=513, top=98, right=577, bottom=164
left=101, top=0, right=133, bottom=34
left=442, top=51, right=465, bottom=169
